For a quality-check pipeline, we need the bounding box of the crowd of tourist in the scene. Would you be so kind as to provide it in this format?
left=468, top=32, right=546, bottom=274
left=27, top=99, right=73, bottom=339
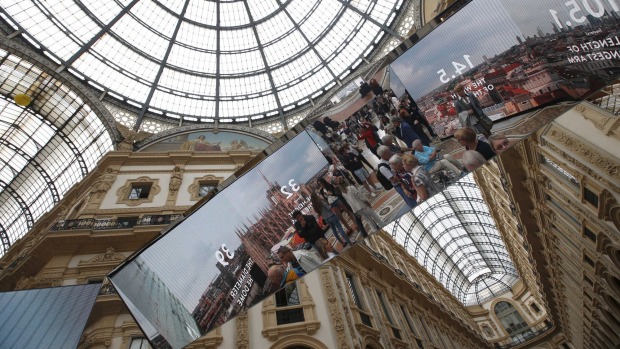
left=267, top=80, right=515, bottom=290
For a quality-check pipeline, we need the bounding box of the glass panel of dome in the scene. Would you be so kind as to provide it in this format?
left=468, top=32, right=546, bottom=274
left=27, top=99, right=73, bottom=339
left=112, top=7, right=174, bottom=60
left=219, top=27, right=259, bottom=51
left=328, top=27, right=376, bottom=73
left=151, top=91, right=215, bottom=117
left=285, top=0, right=315, bottom=24
left=219, top=95, right=277, bottom=117
left=166, top=44, right=217, bottom=75
left=157, top=68, right=216, bottom=96
left=304, top=1, right=343, bottom=42
left=351, top=0, right=372, bottom=12
left=263, top=30, right=306, bottom=66
left=246, top=0, right=280, bottom=21
left=220, top=51, right=265, bottom=75
left=185, top=0, right=216, bottom=25
left=78, top=57, right=151, bottom=101
left=220, top=1, right=250, bottom=26
left=272, top=50, right=320, bottom=85
left=1, top=2, right=76, bottom=60
left=175, top=23, right=217, bottom=51
left=278, top=68, right=331, bottom=105
left=89, top=34, right=160, bottom=81
left=31, top=187, right=54, bottom=218
left=314, top=15, right=358, bottom=59
left=6, top=214, right=27, bottom=247
left=255, top=13, right=294, bottom=46
left=81, top=0, right=124, bottom=23
left=47, top=1, right=101, bottom=38
left=370, top=1, right=395, bottom=22
left=0, top=165, right=13, bottom=184
left=156, top=0, right=186, bottom=14
left=220, top=74, right=270, bottom=97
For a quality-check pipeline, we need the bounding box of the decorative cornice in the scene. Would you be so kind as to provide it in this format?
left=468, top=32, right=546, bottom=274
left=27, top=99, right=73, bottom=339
left=546, top=126, right=620, bottom=180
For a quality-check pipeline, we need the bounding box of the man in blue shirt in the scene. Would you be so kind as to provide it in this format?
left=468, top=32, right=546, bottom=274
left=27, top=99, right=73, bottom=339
left=412, top=140, right=464, bottom=177
left=391, top=115, right=424, bottom=147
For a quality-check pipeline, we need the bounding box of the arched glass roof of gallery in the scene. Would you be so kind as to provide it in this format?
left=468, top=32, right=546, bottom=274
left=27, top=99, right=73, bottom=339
left=387, top=174, right=519, bottom=306
left=0, top=0, right=406, bottom=127
left=0, top=48, right=114, bottom=257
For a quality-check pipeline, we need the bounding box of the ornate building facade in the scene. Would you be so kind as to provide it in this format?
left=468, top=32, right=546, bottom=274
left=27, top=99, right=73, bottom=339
left=2, top=99, right=619, bottom=348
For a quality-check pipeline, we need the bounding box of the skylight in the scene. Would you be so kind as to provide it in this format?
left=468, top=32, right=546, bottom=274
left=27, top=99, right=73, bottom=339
left=387, top=174, right=519, bottom=306
left=1, top=0, right=402, bottom=122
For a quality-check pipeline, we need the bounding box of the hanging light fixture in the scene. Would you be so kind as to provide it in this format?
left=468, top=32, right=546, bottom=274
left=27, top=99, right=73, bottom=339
left=14, top=93, right=32, bottom=107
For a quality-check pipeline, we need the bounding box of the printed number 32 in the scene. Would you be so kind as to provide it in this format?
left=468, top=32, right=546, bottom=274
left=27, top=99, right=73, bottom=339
left=280, top=179, right=300, bottom=199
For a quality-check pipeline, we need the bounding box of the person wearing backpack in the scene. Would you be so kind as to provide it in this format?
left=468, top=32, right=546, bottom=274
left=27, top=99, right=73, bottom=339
left=376, top=146, right=417, bottom=209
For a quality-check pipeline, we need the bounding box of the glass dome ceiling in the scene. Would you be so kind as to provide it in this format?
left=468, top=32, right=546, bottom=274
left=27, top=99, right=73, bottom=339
left=0, top=0, right=405, bottom=124
left=387, top=174, right=519, bottom=306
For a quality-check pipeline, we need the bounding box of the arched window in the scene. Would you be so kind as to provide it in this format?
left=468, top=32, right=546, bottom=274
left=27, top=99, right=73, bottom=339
left=494, top=301, right=534, bottom=344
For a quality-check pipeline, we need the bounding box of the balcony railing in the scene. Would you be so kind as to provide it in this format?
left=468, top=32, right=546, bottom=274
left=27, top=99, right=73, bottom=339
left=494, top=323, right=553, bottom=349
left=50, top=214, right=183, bottom=231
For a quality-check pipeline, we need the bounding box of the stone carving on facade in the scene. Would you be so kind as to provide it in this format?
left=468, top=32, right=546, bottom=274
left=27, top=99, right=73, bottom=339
left=77, top=329, right=113, bottom=349
left=169, top=166, right=183, bottom=193
left=577, top=103, right=620, bottom=136
left=79, top=247, right=126, bottom=265
left=320, top=267, right=351, bottom=349
left=548, top=128, right=620, bottom=177
left=15, top=275, right=62, bottom=290
left=90, top=168, right=116, bottom=199
left=598, top=189, right=618, bottom=221
left=236, top=311, right=249, bottom=349
left=116, top=122, right=153, bottom=151
left=333, top=270, right=360, bottom=349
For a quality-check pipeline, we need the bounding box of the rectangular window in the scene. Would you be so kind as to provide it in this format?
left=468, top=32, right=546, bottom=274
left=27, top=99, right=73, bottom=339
left=376, top=290, right=394, bottom=325
left=419, top=317, right=435, bottom=345
left=542, top=156, right=579, bottom=186
left=584, top=187, right=599, bottom=208
left=275, top=308, right=305, bottom=325
left=583, top=227, right=597, bottom=242
left=345, top=273, right=363, bottom=309
left=584, top=254, right=595, bottom=267
left=130, top=338, right=152, bottom=349
left=400, top=305, right=419, bottom=337
left=584, top=275, right=594, bottom=286
left=128, top=183, right=152, bottom=199
left=274, top=282, right=304, bottom=325
left=275, top=282, right=300, bottom=307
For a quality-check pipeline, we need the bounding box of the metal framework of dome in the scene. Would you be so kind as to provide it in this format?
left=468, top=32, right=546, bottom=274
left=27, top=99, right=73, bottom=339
left=388, top=174, right=520, bottom=306
left=0, top=0, right=406, bottom=129
left=0, top=47, right=114, bottom=255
